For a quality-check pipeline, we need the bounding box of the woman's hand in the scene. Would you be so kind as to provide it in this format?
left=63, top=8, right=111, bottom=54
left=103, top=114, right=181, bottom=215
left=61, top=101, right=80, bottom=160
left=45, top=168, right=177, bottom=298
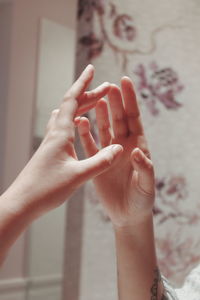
left=78, top=76, right=155, bottom=228
left=2, top=65, right=123, bottom=220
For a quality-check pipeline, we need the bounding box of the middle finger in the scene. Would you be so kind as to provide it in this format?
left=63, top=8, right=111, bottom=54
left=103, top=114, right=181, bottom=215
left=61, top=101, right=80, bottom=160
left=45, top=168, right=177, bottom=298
left=108, top=84, right=129, bottom=138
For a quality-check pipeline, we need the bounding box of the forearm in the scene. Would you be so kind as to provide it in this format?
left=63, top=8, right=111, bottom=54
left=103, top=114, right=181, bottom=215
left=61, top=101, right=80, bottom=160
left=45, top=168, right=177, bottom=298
left=0, top=185, right=35, bottom=264
left=114, top=213, right=165, bottom=300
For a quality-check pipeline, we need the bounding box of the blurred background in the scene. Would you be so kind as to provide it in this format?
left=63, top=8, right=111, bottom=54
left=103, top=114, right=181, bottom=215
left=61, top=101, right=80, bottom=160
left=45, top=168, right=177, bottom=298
left=0, top=0, right=200, bottom=299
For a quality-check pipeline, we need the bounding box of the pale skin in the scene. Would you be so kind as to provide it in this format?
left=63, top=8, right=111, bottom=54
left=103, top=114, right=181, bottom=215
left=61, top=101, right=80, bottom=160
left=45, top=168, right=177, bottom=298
left=78, top=77, right=166, bottom=300
left=0, top=68, right=166, bottom=299
left=0, top=64, right=123, bottom=264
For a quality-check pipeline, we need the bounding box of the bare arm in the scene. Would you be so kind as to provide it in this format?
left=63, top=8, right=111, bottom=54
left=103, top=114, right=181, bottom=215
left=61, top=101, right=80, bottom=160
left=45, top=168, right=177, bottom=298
left=114, top=216, right=165, bottom=300
left=0, top=65, right=122, bottom=265
left=78, top=77, right=169, bottom=299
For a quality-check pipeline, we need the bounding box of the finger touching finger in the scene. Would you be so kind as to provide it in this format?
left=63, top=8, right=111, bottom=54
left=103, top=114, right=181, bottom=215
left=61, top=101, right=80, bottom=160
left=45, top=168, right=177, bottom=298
left=78, top=144, right=123, bottom=182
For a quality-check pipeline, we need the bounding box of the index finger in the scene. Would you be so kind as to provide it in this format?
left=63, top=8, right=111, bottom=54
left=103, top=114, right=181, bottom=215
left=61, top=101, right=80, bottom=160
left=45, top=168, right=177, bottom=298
left=66, top=64, right=94, bottom=99
left=57, top=64, right=95, bottom=124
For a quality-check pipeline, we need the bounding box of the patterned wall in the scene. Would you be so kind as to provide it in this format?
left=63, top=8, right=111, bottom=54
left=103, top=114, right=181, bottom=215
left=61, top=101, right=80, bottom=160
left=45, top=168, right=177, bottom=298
left=75, top=0, right=200, bottom=298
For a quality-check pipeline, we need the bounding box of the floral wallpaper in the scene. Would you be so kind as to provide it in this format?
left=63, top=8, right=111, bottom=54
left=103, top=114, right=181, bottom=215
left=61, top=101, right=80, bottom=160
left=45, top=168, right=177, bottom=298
left=75, top=0, right=200, bottom=298
left=134, top=62, right=184, bottom=116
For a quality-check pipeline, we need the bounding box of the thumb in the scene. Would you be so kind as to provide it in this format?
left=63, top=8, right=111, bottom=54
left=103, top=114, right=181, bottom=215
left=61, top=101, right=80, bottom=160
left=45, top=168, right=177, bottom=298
left=131, top=148, right=155, bottom=196
left=78, top=144, right=123, bottom=182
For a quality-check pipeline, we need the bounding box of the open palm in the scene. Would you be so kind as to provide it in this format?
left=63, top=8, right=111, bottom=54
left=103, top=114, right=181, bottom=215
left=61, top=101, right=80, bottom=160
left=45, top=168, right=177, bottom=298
left=78, top=77, right=155, bottom=227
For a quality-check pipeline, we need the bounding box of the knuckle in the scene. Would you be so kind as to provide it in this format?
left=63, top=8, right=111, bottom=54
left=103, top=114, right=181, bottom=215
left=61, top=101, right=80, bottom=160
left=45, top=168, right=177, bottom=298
left=48, top=128, right=59, bottom=139
left=58, top=118, right=73, bottom=131
left=48, top=128, right=75, bottom=145
left=113, top=114, right=126, bottom=122
left=127, top=112, right=140, bottom=119
left=99, top=123, right=110, bottom=131
left=61, top=127, right=75, bottom=142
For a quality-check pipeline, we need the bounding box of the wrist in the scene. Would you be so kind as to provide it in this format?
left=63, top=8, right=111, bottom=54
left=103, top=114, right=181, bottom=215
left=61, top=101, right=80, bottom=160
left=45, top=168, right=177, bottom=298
left=114, top=212, right=157, bottom=269
left=113, top=211, right=153, bottom=236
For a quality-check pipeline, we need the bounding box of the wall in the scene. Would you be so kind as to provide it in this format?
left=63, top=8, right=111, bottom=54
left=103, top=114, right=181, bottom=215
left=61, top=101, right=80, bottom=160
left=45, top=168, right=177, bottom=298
left=0, top=2, right=12, bottom=193
left=75, top=0, right=200, bottom=299
left=0, top=0, right=77, bottom=299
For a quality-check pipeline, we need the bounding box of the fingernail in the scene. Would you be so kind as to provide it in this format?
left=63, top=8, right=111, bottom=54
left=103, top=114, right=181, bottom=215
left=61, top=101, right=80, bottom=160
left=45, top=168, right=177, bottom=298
left=102, top=81, right=110, bottom=87
left=111, top=144, right=123, bottom=153
left=74, top=117, right=81, bottom=126
left=86, top=64, right=94, bottom=71
left=134, top=148, right=142, bottom=162
left=75, top=116, right=81, bottom=121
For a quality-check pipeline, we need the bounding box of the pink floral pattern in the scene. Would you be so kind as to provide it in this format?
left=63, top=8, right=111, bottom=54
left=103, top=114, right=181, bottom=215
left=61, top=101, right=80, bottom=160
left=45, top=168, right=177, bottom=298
left=78, top=0, right=182, bottom=72
left=154, top=175, right=200, bottom=283
left=154, top=175, right=189, bottom=225
left=113, top=14, right=136, bottom=41
left=78, top=0, right=136, bottom=68
left=134, top=62, right=184, bottom=115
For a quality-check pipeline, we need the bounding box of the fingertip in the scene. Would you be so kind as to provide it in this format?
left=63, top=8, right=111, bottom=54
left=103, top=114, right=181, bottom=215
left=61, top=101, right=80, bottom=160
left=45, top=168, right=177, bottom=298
left=121, top=76, right=134, bottom=87
left=131, top=148, right=154, bottom=173
left=102, top=81, right=110, bottom=88
left=109, top=83, right=120, bottom=91
left=121, top=76, right=130, bottom=81
left=111, top=144, right=123, bottom=155
left=110, top=144, right=124, bottom=162
left=83, top=64, right=95, bottom=79
left=77, top=117, right=90, bottom=134
left=98, top=82, right=110, bottom=94
left=74, top=116, right=81, bottom=126
left=96, top=98, right=107, bottom=107
left=131, top=148, right=144, bottom=163
left=79, top=116, right=90, bottom=126
left=100, top=144, right=123, bottom=165
left=86, top=64, right=94, bottom=72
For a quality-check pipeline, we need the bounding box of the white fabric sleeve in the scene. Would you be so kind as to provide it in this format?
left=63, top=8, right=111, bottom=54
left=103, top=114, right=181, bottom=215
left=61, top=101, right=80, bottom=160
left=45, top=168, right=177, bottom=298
left=161, top=264, right=200, bottom=300
left=162, top=276, right=179, bottom=300
left=175, top=264, right=200, bottom=300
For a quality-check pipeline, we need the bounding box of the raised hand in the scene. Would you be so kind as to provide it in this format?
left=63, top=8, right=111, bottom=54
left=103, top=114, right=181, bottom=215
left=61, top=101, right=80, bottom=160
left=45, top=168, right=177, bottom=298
left=2, top=65, right=123, bottom=220
left=77, top=77, right=155, bottom=227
